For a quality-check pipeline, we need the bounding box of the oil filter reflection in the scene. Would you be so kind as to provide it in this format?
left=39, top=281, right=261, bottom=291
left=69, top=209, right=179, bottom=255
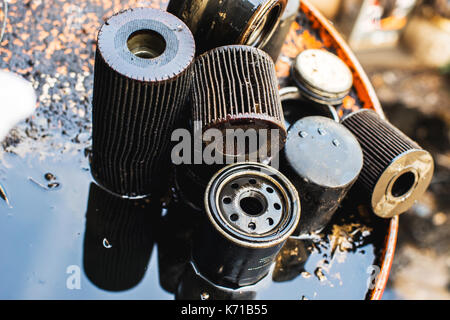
left=83, top=182, right=160, bottom=292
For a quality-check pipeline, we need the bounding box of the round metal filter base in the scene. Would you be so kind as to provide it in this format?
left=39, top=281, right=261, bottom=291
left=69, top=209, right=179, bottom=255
left=372, top=149, right=434, bottom=218
left=292, top=49, right=353, bottom=105
left=205, top=162, right=300, bottom=248
left=218, top=173, right=286, bottom=235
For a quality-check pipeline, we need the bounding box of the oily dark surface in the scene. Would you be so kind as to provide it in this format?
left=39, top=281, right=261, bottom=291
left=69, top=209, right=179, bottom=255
left=0, top=0, right=388, bottom=299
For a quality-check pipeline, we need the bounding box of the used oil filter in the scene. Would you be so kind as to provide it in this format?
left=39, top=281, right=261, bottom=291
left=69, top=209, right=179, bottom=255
left=260, top=0, right=300, bottom=61
left=341, top=109, right=434, bottom=218
left=192, top=162, right=300, bottom=288
left=281, top=116, right=363, bottom=235
left=191, top=45, right=287, bottom=160
left=279, top=86, right=339, bottom=130
left=90, top=8, right=195, bottom=197
left=174, top=164, right=213, bottom=211
left=167, top=0, right=287, bottom=57
left=292, top=49, right=353, bottom=106
left=83, top=183, right=158, bottom=292
left=176, top=262, right=257, bottom=300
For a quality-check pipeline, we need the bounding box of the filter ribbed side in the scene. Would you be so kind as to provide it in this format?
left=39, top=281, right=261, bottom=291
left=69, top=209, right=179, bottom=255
left=191, top=45, right=286, bottom=141
left=83, top=183, right=158, bottom=292
left=91, top=49, right=193, bottom=197
left=341, top=109, right=420, bottom=193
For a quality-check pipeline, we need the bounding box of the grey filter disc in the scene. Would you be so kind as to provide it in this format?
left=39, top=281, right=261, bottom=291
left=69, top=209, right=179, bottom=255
left=293, top=49, right=353, bottom=105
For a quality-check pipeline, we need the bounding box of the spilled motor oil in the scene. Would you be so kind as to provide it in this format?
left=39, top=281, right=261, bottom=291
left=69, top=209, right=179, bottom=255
left=0, top=123, right=388, bottom=298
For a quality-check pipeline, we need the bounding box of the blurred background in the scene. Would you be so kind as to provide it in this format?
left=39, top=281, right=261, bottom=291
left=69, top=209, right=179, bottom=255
left=308, top=0, right=450, bottom=299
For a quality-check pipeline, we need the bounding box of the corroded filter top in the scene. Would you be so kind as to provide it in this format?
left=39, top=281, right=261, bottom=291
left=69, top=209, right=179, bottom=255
left=371, top=149, right=434, bottom=218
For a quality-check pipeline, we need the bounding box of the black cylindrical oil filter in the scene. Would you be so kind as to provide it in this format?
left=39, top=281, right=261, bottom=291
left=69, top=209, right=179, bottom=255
left=191, top=45, right=287, bottom=161
left=281, top=116, right=363, bottom=236
left=341, top=109, right=434, bottom=218
left=91, top=8, right=195, bottom=197
left=192, top=162, right=300, bottom=288
left=167, top=0, right=287, bottom=57
left=279, top=86, right=339, bottom=130
left=260, top=0, right=300, bottom=62
left=176, top=263, right=257, bottom=300
left=174, top=164, right=213, bottom=211
left=83, top=183, right=158, bottom=292
left=292, top=49, right=353, bottom=106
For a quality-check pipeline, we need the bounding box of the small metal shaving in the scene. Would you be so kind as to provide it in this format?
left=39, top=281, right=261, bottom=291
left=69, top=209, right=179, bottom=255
left=0, top=181, right=10, bottom=207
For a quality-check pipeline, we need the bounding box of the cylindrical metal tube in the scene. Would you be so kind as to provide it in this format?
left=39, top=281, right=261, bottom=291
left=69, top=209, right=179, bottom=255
left=281, top=116, right=363, bottom=235
left=90, top=8, right=195, bottom=197
left=176, top=263, right=257, bottom=300
left=279, top=86, right=339, bottom=130
left=191, top=45, right=287, bottom=160
left=83, top=183, right=158, bottom=292
left=167, top=0, right=287, bottom=57
left=341, top=109, right=434, bottom=218
left=292, top=49, right=353, bottom=106
left=192, top=162, right=300, bottom=288
left=174, top=164, right=216, bottom=211
left=260, top=0, right=300, bottom=62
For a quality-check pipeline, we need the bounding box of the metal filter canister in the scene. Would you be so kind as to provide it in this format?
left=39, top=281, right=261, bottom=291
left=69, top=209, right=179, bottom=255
left=281, top=116, right=363, bottom=235
left=279, top=86, right=339, bottom=130
left=192, top=162, right=300, bottom=288
left=191, top=45, right=287, bottom=161
left=292, top=49, right=353, bottom=106
left=176, top=262, right=257, bottom=300
left=260, top=0, right=300, bottom=62
left=167, top=0, right=287, bottom=58
left=90, top=8, right=195, bottom=197
left=341, top=109, right=434, bottom=218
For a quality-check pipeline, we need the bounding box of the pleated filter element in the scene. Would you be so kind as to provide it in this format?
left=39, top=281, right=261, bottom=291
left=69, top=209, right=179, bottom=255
left=90, top=8, right=195, bottom=197
left=191, top=45, right=287, bottom=160
left=341, top=109, right=434, bottom=218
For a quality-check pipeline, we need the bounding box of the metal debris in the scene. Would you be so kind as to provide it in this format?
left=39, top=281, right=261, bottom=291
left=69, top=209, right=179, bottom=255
left=0, top=181, right=10, bottom=207
left=0, top=0, right=7, bottom=44
left=28, top=176, right=49, bottom=190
